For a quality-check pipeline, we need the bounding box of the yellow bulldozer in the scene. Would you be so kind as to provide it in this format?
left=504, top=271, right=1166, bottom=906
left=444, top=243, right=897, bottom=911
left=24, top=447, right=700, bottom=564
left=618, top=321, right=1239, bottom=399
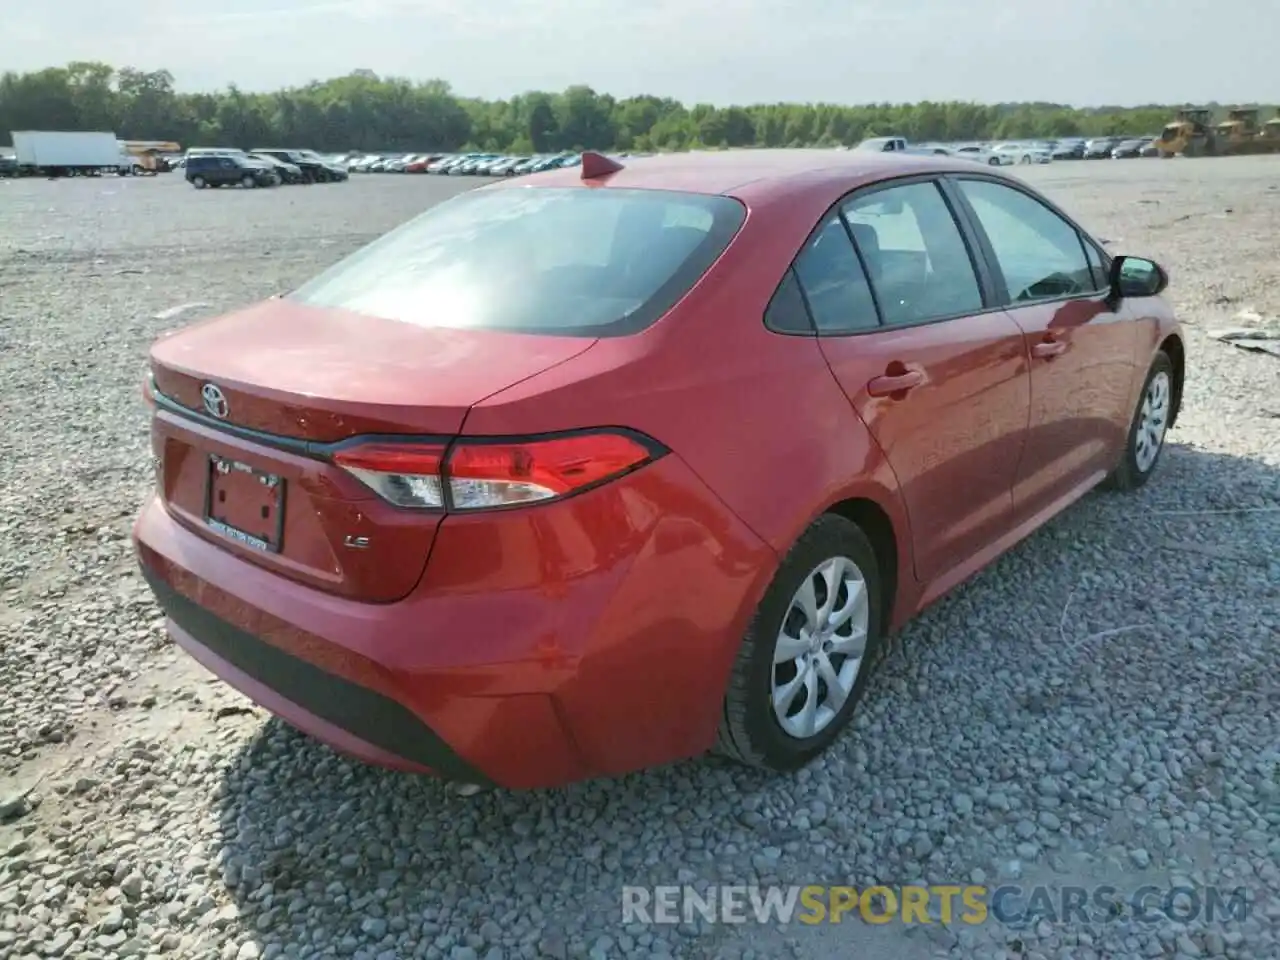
left=119, top=140, right=183, bottom=173
left=1261, top=110, right=1280, bottom=145
left=1215, top=108, right=1280, bottom=155
left=1155, top=107, right=1217, bottom=157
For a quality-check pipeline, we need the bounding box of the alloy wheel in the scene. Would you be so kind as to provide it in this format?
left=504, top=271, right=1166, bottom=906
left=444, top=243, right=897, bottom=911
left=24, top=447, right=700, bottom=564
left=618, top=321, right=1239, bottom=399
left=771, top=556, right=869, bottom=739
left=1134, top=370, right=1171, bottom=473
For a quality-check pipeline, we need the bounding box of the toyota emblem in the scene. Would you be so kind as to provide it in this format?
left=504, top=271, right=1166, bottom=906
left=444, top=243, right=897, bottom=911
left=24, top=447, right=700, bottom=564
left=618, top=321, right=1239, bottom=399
left=201, top=383, right=229, bottom=419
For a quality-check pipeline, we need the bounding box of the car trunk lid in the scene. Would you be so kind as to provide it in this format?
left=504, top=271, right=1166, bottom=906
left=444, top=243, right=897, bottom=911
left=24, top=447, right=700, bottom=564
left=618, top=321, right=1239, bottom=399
left=148, top=299, right=596, bottom=601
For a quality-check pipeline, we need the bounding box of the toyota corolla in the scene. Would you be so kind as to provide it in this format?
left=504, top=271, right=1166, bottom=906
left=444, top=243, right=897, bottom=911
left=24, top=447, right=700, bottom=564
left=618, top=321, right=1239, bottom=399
left=134, top=150, right=1184, bottom=789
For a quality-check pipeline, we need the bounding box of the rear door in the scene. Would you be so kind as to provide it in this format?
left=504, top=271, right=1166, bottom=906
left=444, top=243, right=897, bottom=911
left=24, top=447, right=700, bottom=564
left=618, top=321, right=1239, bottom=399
left=945, top=175, right=1139, bottom=523
left=796, top=178, right=1031, bottom=584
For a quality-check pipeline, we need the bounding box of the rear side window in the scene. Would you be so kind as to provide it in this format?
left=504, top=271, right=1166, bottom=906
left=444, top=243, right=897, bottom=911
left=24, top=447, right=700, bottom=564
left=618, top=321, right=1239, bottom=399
left=792, top=216, right=879, bottom=334
left=842, top=182, right=983, bottom=326
left=764, top=269, right=813, bottom=334
left=288, top=187, right=746, bottom=336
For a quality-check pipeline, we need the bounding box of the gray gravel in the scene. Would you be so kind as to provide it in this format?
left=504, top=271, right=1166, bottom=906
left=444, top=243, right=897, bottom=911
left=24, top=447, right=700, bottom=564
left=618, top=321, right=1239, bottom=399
left=1, top=160, right=1278, bottom=960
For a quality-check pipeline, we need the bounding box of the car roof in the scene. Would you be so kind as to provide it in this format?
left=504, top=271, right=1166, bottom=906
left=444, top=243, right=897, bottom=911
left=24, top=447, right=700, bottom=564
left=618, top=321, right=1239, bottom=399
left=488, top=149, right=1001, bottom=205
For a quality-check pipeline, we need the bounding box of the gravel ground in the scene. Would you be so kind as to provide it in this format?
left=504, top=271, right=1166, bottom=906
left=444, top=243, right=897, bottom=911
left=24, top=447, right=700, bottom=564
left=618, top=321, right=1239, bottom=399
left=1, top=159, right=1277, bottom=960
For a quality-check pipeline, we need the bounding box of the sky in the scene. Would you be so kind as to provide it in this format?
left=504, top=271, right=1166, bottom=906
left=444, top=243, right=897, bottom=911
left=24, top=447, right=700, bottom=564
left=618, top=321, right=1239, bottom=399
left=2, top=0, right=1276, bottom=107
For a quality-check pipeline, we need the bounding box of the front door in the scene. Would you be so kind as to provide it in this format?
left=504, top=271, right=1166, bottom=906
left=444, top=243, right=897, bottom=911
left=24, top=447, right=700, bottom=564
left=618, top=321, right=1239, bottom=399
left=948, top=177, right=1139, bottom=522
left=793, top=179, right=1031, bottom=584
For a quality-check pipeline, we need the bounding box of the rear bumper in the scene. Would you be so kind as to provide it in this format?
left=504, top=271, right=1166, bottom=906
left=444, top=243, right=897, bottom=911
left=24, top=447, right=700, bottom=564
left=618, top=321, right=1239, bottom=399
left=133, top=454, right=776, bottom=788
left=140, top=566, right=491, bottom=781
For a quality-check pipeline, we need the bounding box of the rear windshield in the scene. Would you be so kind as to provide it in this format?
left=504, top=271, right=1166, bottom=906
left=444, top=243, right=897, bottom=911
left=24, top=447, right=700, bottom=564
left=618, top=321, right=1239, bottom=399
left=287, top=186, right=746, bottom=336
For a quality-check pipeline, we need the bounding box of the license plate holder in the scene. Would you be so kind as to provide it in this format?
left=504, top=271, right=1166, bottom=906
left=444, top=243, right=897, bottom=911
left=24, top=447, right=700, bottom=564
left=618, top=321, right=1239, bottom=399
left=204, top=455, right=286, bottom=552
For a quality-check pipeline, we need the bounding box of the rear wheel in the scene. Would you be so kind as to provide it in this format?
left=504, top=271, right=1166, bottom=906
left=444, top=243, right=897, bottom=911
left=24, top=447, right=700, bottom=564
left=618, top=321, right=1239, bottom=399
left=716, top=514, right=885, bottom=771
left=988, top=156, right=1001, bottom=165
left=241, top=174, right=256, bottom=188
left=1103, top=351, right=1174, bottom=491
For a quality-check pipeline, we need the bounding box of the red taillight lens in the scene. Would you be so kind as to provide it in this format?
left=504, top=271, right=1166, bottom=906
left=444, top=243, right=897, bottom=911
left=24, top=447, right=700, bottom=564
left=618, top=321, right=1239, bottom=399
left=332, top=442, right=447, bottom=509
left=331, top=431, right=660, bottom=511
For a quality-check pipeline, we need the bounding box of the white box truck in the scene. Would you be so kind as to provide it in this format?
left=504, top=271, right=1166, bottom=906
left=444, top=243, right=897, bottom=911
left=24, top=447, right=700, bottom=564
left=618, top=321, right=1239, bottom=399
left=11, top=130, right=128, bottom=177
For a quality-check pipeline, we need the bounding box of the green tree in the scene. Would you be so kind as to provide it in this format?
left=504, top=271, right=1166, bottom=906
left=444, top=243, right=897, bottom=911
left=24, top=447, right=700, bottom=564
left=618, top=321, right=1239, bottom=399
left=0, top=61, right=1260, bottom=153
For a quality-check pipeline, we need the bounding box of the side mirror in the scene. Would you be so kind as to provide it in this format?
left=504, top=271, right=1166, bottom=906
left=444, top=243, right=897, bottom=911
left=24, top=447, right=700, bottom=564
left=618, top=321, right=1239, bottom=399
left=1109, top=255, right=1168, bottom=299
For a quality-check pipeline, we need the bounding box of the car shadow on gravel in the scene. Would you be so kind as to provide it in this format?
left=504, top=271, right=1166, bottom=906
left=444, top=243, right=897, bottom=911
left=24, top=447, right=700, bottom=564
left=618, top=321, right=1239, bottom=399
left=213, top=442, right=1279, bottom=960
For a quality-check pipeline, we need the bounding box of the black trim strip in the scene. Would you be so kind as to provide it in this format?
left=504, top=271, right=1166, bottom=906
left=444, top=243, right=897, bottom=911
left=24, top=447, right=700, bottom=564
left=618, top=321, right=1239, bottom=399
left=152, top=387, right=318, bottom=456
left=152, top=384, right=669, bottom=463
left=141, top=566, right=494, bottom=786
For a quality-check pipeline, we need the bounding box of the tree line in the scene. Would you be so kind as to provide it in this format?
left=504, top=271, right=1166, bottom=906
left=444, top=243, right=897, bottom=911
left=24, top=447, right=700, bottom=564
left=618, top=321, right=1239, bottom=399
left=1, top=63, right=1273, bottom=154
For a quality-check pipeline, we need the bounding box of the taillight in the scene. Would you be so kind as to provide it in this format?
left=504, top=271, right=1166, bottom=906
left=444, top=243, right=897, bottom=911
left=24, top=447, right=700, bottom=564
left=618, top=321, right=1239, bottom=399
left=332, top=442, right=447, bottom=509
left=331, top=430, right=663, bottom=511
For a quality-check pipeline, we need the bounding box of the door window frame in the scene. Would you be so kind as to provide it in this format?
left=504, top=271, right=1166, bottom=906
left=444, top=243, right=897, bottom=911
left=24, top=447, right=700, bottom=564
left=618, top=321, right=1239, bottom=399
left=940, top=173, right=1113, bottom=309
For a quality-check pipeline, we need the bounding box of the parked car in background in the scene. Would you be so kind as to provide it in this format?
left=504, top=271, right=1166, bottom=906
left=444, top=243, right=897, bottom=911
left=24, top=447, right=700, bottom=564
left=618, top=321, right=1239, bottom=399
left=136, top=149, right=1184, bottom=790
left=1112, top=138, right=1152, bottom=158
left=943, top=144, right=1006, bottom=166
left=253, top=149, right=345, bottom=183
left=185, top=154, right=278, bottom=189
left=1084, top=137, right=1121, bottom=159
left=0, top=155, right=17, bottom=177
left=249, top=152, right=304, bottom=183
left=450, top=154, right=497, bottom=174
left=992, top=141, right=1052, bottom=164
left=1051, top=139, right=1087, bottom=159
left=486, top=156, right=524, bottom=176
left=508, top=155, right=568, bottom=175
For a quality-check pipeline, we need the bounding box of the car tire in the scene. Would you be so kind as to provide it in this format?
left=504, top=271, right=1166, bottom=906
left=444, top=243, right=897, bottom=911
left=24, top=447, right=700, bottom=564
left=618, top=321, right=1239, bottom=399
left=241, top=174, right=256, bottom=188
left=988, top=156, right=1000, bottom=165
left=191, top=176, right=206, bottom=189
left=1102, top=351, right=1175, bottom=492
left=716, top=514, right=886, bottom=772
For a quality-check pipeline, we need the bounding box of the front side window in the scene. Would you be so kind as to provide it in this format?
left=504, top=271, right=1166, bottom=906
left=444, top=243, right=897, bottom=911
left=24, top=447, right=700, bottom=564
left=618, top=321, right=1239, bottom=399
left=842, top=181, right=984, bottom=326
left=956, top=179, right=1098, bottom=303
left=289, top=187, right=746, bottom=336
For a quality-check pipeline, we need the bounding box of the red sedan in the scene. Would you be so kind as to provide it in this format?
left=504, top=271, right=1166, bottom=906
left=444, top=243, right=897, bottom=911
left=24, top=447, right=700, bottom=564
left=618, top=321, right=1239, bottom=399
left=134, top=150, right=1184, bottom=789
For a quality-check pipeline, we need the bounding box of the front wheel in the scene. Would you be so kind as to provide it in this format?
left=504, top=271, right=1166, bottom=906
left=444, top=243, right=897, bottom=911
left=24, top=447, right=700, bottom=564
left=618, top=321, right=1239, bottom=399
left=988, top=156, right=1001, bottom=165
left=1102, top=351, right=1174, bottom=491
left=241, top=174, right=256, bottom=188
left=716, top=514, right=885, bottom=772
left=191, top=176, right=206, bottom=189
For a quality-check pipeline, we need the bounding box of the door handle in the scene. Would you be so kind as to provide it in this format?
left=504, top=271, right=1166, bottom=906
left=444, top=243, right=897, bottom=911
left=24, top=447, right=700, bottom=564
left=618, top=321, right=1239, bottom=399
left=867, top=370, right=925, bottom=397
left=1032, top=338, right=1067, bottom=359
